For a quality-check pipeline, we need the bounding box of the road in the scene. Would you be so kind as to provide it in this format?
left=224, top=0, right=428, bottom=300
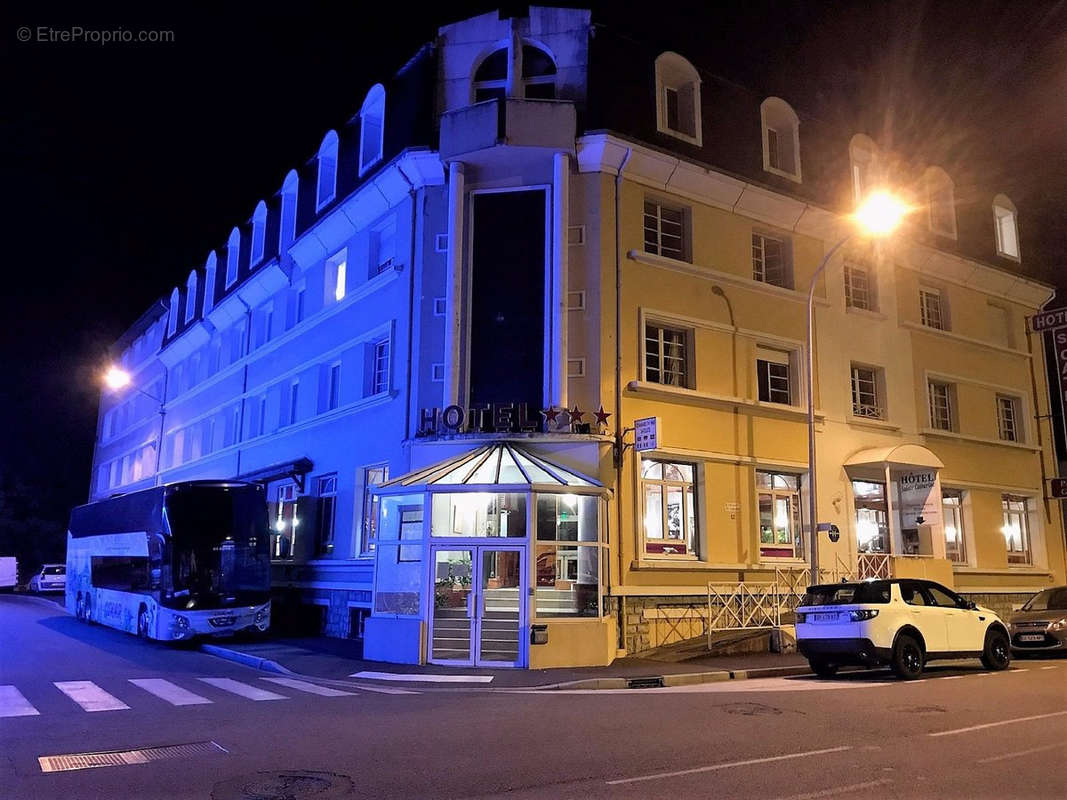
left=2, top=593, right=1065, bottom=799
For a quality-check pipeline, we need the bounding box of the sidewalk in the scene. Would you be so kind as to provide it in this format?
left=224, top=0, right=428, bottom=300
left=200, top=636, right=812, bottom=689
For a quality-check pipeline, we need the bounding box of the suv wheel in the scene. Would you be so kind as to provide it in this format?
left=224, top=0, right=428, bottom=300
left=891, top=633, right=924, bottom=680
left=809, top=658, right=838, bottom=678
left=981, top=628, right=1010, bottom=671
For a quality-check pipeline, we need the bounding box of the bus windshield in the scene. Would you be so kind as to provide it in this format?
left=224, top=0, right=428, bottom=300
left=163, top=485, right=270, bottom=609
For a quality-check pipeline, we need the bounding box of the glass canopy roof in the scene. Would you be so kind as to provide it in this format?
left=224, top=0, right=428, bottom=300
left=378, top=442, right=604, bottom=494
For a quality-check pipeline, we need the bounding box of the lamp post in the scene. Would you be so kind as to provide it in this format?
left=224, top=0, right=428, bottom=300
left=806, top=192, right=909, bottom=586
left=104, top=366, right=167, bottom=486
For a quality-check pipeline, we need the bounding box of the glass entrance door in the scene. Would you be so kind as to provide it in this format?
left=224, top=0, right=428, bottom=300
left=429, top=545, right=525, bottom=667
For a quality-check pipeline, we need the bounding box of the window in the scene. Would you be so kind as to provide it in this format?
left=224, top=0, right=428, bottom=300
left=371, top=218, right=396, bottom=276
left=287, top=381, right=300, bottom=427
left=761, top=97, right=801, bottom=180
left=567, top=359, right=585, bottom=377
left=919, top=287, right=947, bottom=330
left=225, top=227, right=241, bottom=288
left=567, top=225, right=585, bottom=245
left=316, top=474, right=338, bottom=556
left=993, top=194, right=1020, bottom=259
left=326, top=363, right=341, bottom=411
left=434, top=233, right=448, bottom=252
left=853, top=481, right=889, bottom=553
left=1001, top=495, right=1031, bottom=565
left=535, top=494, right=601, bottom=617
left=942, top=489, right=966, bottom=564
left=360, top=465, right=389, bottom=553
left=849, top=134, right=877, bottom=203
left=997, top=395, right=1020, bottom=442
left=473, top=43, right=557, bottom=103
left=433, top=297, right=446, bottom=316
left=295, top=284, right=307, bottom=325
left=184, top=271, right=198, bottom=323
left=654, top=52, right=701, bottom=144
left=168, top=288, right=179, bottom=336
left=757, top=471, right=804, bottom=559
left=567, top=291, right=586, bottom=311
left=752, top=232, right=792, bottom=288
left=988, top=303, right=1013, bottom=348
left=316, top=130, right=339, bottom=210
left=359, top=85, right=385, bottom=176
left=272, top=484, right=298, bottom=559
left=280, top=170, right=298, bottom=250
left=643, top=200, right=687, bottom=261
left=431, top=363, right=445, bottom=382
left=203, top=252, right=217, bottom=313
left=756, top=346, right=793, bottom=405
left=325, top=248, right=347, bottom=304
left=256, top=395, right=268, bottom=437
left=850, top=364, right=883, bottom=419
left=641, top=458, right=698, bottom=557
left=369, top=338, right=390, bottom=395
left=251, top=201, right=267, bottom=265
left=473, top=47, right=507, bottom=102
left=924, top=167, right=957, bottom=238
left=928, top=381, right=954, bottom=431
left=645, top=323, right=690, bottom=388
left=844, top=262, right=875, bottom=311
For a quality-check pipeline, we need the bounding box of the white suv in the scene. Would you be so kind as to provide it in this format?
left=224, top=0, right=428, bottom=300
left=795, top=579, right=1011, bottom=679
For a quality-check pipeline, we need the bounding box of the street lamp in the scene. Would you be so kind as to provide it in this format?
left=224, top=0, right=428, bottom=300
left=807, top=191, right=910, bottom=585
left=103, top=365, right=167, bottom=485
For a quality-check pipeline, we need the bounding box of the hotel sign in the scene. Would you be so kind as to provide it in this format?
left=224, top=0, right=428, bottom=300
left=898, top=470, right=941, bottom=529
left=1029, top=309, right=1067, bottom=332
left=418, top=403, right=612, bottom=437
left=634, top=416, right=660, bottom=451
left=1029, top=311, right=1067, bottom=462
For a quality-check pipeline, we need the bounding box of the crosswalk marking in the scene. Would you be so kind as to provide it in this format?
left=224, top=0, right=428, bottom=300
left=129, top=678, right=213, bottom=706
left=261, top=677, right=355, bottom=697
left=54, top=681, right=130, bottom=712
left=0, top=685, right=40, bottom=717
left=197, top=677, right=287, bottom=701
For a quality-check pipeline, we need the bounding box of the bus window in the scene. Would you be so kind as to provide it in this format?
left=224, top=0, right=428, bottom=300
left=91, top=556, right=150, bottom=592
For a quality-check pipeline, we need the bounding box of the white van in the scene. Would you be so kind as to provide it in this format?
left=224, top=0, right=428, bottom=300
left=0, top=557, right=16, bottom=592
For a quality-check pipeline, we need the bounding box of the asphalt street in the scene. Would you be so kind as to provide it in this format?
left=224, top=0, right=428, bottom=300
left=2, top=594, right=1065, bottom=800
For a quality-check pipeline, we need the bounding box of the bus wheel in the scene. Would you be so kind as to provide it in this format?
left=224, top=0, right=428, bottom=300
left=84, top=596, right=92, bottom=624
left=137, top=606, right=149, bottom=639
left=75, top=593, right=84, bottom=620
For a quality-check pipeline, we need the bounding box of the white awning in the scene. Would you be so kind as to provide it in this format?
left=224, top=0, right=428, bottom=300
left=843, top=444, right=944, bottom=470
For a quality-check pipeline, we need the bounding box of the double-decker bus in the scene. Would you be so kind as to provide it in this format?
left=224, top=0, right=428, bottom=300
left=67, top=481, right=271, bottom=641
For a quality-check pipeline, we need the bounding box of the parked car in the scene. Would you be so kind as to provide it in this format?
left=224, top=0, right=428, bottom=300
left=1008, top=585, right=1067, bottom=654
left=0, top=557, right=15, bottom=592
left=795, top=578, right=1011, bottom=679
left=28, top=564, right=66, bottom=593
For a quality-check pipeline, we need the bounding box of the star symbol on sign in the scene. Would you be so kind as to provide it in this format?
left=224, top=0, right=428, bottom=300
left=540, top=406, right=560, bottom=423
left=569, top=405, right=585, bottom=424
left=594, top=406, right=611, bottom=426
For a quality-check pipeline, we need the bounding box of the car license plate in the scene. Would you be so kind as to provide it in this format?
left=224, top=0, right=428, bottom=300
left=811, top=612, right=839, bottom=623
left=1019, top=634, right=1045, bottom=642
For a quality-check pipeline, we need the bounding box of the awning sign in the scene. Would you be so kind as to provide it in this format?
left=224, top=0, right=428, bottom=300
left=898, top=470, right=941, bottom=528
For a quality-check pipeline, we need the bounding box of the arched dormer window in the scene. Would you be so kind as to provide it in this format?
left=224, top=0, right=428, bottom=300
left=280, top=170, right=298, bottom=251
left=225, top=227, right=241, bottom=288
left=359, top=85, right=385, bottom=176
left=204, top=252, right=217, bottom=313
left=472, top=41, right=557, bottom=103
left=168, top=288, right=180, bottom=336
left=184, top=270, right=198, bottom=323
left=251, top=202, right=267, bottom=265
left=924, top=166, right=957, bottom=239
left=761, top=98, right=801, bottom=181
left=848, top=134, right=879, bottom=204
left=316, top=131, right=339, bottom=210
left=993, top=194, right=1020, bottom=259
left=654, top=52, right=701, bottom=145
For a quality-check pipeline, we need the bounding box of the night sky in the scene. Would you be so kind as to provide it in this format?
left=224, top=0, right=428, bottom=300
left=4, top=1, right=1065, bottom=535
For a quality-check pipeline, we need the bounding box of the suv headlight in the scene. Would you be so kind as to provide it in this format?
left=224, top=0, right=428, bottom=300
left=254, top=605, right=270, bottom=624
left=849, top=609, right=879, bottom=621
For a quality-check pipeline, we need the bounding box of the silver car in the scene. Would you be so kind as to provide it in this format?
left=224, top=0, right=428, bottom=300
left=1008, top=586, right=1067, bottom=654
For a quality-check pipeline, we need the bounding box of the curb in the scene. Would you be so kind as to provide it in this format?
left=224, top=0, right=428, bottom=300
left=200, top=643, right=296, bottom=676
left=536, top=664, right=812, bottom=690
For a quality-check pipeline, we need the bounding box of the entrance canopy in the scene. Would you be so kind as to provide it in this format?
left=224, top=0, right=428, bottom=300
left=378, top=442, right=605, bottom=495
left=844, top=444, right=944, bottom=470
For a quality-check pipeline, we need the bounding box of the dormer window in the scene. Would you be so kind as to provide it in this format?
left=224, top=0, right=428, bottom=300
left=184, top=270, right=198, bottom=323
left=849, top=134, right=878, bottom=203
left=761, top=98, right=801, bottom=181
left=316, top=130, right=339, bottom=210
left=472, top=42, right=557, bottom=103
left=359, top=85, right=385, bottom=176
left=251, top=201, right=267, bottom=264
left=225, top=227, right=241, bottom=288
left=654, top=52, right=701, bottom=145
left=924, top=167, right=957, bottom=239
left=203, top=252, right=217, bottom=313
left=280, top=170, right=298, bottom=251
left=993, top=194, right=1020, bottom=259
left=168, top=288, right=180, bottom=336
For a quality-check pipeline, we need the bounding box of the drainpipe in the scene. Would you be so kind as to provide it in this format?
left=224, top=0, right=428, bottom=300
left=396, top=164, right=418, bottom=442
left=234, top=297, right=253, bottom=478
left=443, top=162, right=465, bottom=407
left=153, top=365, right=169, bottom=485
left=613, top=147, right=632, bottom=651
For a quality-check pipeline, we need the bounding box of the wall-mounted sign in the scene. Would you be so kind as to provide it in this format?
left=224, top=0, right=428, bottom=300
left=634, top=416, right=660, bottom=451
left=1050, top=478, right=1067, bottom=499
left=897, top=470, right=941, bottom=529
left=418, top=403, right=612, bottom=437
left=1029, top=309, right=1067, bottom=333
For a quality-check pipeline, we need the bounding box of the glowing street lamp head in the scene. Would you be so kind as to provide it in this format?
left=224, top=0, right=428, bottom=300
left=854, top=191, right=911, bottom=237
left=104, top=366, right=131, bottom=390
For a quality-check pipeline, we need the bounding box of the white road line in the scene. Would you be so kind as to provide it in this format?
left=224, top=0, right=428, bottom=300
left=262, top=677, right=355, bottom=697
left=0, top=685, right=40, bottom=717
left=942, top=676, right=965, bottom=680
left=605, top=746, right=852, bottom=786
left=54, top=681, right=130, bottom=712
left=354, top=684, right=419, bottom=695
left=929, top=709, right=1067, bottom=737
left=350, top=671, right=493, bottom=683
left=1039, top=665, right=1059, bottom=670
left=129, top=678, right=213, bottom=706
left=976, top=742, right=1067, bottom=764
left=198, top=678, right=288, bottom=701
left=769, top=778, right=894, bottom=800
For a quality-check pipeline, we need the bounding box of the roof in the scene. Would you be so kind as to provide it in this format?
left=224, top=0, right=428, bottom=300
left=377, top=442, right=605, bottom=494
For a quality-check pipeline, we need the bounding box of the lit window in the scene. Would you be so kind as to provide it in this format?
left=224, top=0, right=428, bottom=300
left=757, top=471, right=804, bottom=559
left=919, top=287, right=947, bottom=330
left=761, top=97, right=801, bottom=180
left=643, top=200, right=688, bottom=261
left=654, top=52, right=701, bottom=144
left=361, top=465, right=389, bottom=553
left=325, top=248, right=347, bottom=304
left=752, top=232, right=792, bottom=288
left=359, top=85, right=385, bottom=176
left=641, top=458, right=698, bottom=557
left=844, top=262, right=875, bottom=311
left=924, top=167, right=957, bottom=238
left=757, top=346, right=792, bottom=405
left=928, top=381, right=954, bottom=431
left=316, top=474, right=338, bottom=556
left=942, top=489, right=966, bottom=564
left=316, top=130, right=338, bottom=210
left=850, top=364, right=883, bottom=419
left=853, top=481, right=889, bottom=554
left=997, top=395, right=1020, bottom=442
left=272, top=484, right=299, bottom=559
left=993, top=194, right=1020, bottom=259
left=1001, top=495, right=1031, bottom=565
left=535, top=494, right=601, bottom=618
left=645, top=323, right=690, bottom=388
